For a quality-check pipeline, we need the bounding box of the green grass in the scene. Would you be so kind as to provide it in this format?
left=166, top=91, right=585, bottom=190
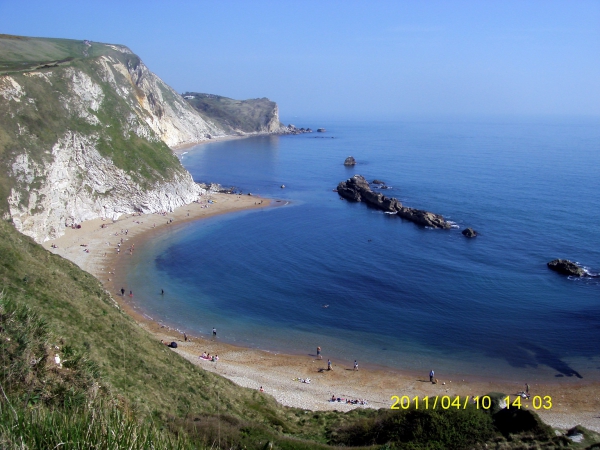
left=0, top=35, right=123, bottom=75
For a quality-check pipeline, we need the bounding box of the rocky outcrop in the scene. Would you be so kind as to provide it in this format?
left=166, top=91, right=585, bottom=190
left=462, top=228, right=478, bottom=238
left=336, top=175, right=451, bottom=229
left=344, top=156, right=357, bottom=166
left=283, top=124, right=312, bottom=135
left=182, top=92, right=312, bottom=136
left=547, top=259, right=587, bottom=277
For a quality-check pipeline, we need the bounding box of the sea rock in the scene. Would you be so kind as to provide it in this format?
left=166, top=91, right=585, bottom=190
left=547, top=259, right=586, bottom=277
left=372, top=179, right=385, bottom=185
left=336, top=175, right=450, bottom=229
left=317, top=128, right=326, bottom=132
left=344, top=156, right=357, bottom=166
left=462, top=228, right=478, bottom=238
left=397, top=207, right=450, bottom=229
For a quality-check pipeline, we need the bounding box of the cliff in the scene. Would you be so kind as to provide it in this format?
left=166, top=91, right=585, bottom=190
left=183, top=92, right=286, bottom=134
left=0, top=35, right=230, bottom=242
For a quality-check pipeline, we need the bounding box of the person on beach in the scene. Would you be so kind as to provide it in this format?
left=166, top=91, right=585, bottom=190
left=259, top=386, right=264, bottom=392
left=129, top=290, right=133, bottom=297
left=212, top=328, right=217, bottom=339
left=317, top=346, right=322, bottom=360
left=327, top=359, right=332, bottom=370
left=430, top=370, right=435, bottom=382
left=120, top=287, right=125, bottom=296
left=183, top=333, right=187, bottom=342
left=354, top=360, right=358, bottom=371
left=526, top=383, right=530, bottom=395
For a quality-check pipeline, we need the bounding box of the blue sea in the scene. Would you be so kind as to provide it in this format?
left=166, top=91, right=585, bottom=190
left=126, top=117, right=600, bottom=382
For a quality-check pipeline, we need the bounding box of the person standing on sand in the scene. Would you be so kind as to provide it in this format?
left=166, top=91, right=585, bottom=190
left=212, top=327, right=217, bottom=339
left=526, top=383, right=530, bottom=395
left=354, top=360, right=358, bottom=371
left=430, top=369, right=434, bottom=383
left=317, top=346, right=322, bottom=359
left=327, top=359, right=332, bottom=370
left=120, top=287, right=125, bottom=296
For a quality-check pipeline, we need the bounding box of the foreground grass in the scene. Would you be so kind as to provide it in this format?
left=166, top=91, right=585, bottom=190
left=2, top=218, right=596, bottom=448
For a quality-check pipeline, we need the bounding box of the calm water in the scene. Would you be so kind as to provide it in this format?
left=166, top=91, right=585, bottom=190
left=126, top=117, right=600, bottom=382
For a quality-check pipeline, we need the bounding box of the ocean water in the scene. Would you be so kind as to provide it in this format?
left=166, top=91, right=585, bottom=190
left=126, top=117, right=600, bottom=382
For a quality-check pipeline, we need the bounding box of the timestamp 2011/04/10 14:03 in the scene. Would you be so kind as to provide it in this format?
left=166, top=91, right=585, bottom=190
left=390, top=395, right=552, bottom=410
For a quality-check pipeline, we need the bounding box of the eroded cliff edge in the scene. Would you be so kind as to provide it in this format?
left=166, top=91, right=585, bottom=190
left=0, top=36, right=285, bottom=243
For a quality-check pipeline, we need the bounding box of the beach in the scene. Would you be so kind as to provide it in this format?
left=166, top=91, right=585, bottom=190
left=44, top=192, right=600, bottom=433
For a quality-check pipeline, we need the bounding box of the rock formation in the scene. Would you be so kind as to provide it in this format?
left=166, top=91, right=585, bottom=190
left=336, top=175, right=451, bottom=229
left=462, top=228, right=478, bottom=238
left=547, top=259, right=587, bottom=277
left=344, top=156, right=357, bottom=166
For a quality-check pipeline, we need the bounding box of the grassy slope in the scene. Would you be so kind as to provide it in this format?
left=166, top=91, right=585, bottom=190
left=0, top=34, right=114, bottom=74
left=0, top=219, right=367, bottom=448
left=1, top=204, right=592, bottom=449
left=183, top=92, right=279, bottom=134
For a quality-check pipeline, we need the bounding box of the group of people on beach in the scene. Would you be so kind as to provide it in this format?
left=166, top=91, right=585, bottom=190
left=330, top=395, right=368, bottom=405
left=200, top=352, right=219, bottom=362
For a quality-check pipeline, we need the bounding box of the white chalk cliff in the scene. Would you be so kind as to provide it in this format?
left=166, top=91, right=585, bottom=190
left=0, top=39, right=274, bottom=242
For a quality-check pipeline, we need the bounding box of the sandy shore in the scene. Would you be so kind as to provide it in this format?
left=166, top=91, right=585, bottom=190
left=44, top=193, right=600, bottom=433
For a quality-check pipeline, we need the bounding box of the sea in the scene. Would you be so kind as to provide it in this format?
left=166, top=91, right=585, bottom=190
left=125, top=116, right=600, bottom=383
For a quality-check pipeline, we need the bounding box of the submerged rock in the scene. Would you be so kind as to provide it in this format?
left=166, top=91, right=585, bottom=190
left=547, top=259, right=586, bottom=277
left=462, top=228, right=478, bottom=238
left=336, top=175, right=451, bottom=229
left=344, top=156, right=357, bottom=166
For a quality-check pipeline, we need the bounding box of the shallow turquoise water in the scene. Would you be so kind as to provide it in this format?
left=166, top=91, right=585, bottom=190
left=126, top=117, right=600, bottom=382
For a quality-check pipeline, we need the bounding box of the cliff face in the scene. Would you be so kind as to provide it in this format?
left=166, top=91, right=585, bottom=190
left=182, top=93, right=287, bottom=135
left=0, top=37, right=226, bottom=242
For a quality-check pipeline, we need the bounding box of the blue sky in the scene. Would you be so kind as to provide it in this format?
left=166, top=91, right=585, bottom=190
left=1, top=0, right=599, bottom=118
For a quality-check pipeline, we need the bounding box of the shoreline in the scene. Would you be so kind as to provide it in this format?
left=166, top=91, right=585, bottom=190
left=44, top=192, right=600, bottom=432
left=173, top=131, right=295, bottom=155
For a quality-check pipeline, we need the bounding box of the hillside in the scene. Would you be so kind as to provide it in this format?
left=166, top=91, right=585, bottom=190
left=183, top=92, right=285, bottom=134
left=3, top=220, right=589, bottom=449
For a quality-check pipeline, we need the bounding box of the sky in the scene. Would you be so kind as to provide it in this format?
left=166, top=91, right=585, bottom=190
left=1, top=0, right=599, bottom=119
